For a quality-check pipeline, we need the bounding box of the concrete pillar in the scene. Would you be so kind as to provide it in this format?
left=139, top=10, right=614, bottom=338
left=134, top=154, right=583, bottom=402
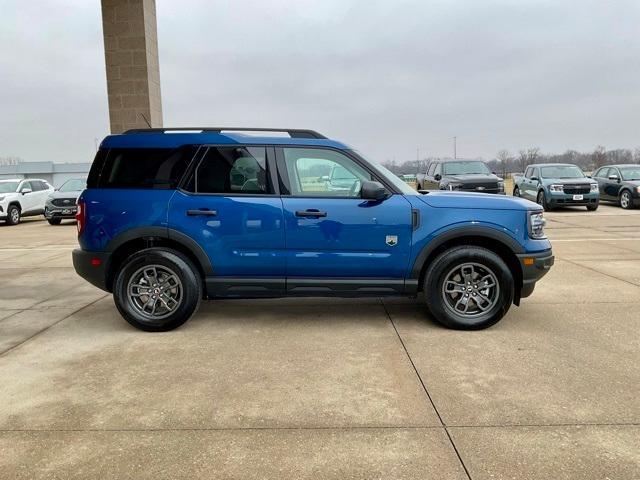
left=101, top=0, right=163, bottom=133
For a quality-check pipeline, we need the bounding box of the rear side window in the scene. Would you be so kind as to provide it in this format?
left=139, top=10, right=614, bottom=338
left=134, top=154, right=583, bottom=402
left=93, top=146, right=197, bottom=189
left=188, top=146, right=271, bottom=194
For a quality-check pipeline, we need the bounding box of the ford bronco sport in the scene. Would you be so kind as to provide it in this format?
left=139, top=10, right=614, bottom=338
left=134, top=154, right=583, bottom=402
left=73, top=128, right=554, bottom=332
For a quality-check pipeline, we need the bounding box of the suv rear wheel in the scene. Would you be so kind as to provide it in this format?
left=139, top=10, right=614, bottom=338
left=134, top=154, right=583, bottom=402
left=113, top=248, right=202, bottom=332
left=6, top=205, right=21, bottom=225
left=423, top=246, right=514, bottom=330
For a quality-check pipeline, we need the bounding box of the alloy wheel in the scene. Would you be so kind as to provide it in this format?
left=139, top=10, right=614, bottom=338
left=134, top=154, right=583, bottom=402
left=621, top=191, right=631, bottom=209
left=441, top=262, right=500, bottom=318
left=127, top=265, right=183, bottom=321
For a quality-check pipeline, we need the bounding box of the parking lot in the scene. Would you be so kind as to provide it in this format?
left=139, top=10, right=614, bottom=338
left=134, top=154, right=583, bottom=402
left=0, top=205, right=639, bottom=479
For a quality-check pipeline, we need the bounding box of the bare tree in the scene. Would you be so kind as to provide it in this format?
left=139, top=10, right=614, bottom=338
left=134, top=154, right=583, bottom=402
left=497, top=150, right=512, bottom=177
left=592, top=145, right=607, bottom=169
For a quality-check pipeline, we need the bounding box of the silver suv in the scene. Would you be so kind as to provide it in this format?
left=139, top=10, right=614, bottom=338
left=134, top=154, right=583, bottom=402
left=0, top=178, right=54, bottom=225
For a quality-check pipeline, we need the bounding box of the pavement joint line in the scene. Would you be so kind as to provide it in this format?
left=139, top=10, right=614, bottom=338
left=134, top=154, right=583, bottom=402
left=550, top=237, right=640, bottom=242
left=0, top=294, right=109, bottom=358
left=561, top=258, right=640, bottom=290
left=0, top=422, right=638, bottom=433
left=380, top=298, right=473, bottom=480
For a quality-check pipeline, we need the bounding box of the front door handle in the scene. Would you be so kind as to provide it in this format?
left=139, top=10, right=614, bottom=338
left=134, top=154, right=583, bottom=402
left=186, top=209, right=218, bottom=216
left=295, top=209, right=327, bottom=218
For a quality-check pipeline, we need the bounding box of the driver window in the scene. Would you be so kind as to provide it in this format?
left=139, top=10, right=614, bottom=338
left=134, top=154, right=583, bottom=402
left=282, top=148, right=372, bottom=197
left=20, top=181, right=33, bottom=192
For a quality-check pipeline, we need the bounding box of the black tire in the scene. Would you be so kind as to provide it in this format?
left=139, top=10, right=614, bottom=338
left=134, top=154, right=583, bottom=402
left=47, top=217, right=62, bottom=225
left=620, top=190, right=634, bottom=210
left=513, top=186, right=520, bottom=197
left=6, top=205, right=20, bottom=225
left=537, top=190, right=552, bottom=211
left=586, top=202, right=599, bottom=211
left=113, top=248, right=202, bottom=332
left=423, top=246, right=514, bottom=330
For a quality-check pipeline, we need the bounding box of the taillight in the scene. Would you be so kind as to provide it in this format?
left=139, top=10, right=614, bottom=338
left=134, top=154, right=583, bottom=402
left=76, top=199, right=85, bottom=235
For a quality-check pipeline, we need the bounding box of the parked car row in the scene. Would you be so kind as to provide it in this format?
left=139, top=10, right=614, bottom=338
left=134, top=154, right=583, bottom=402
left=0, top=178, right=85, bottom=225
left=513, top=163, right=640, bottom=211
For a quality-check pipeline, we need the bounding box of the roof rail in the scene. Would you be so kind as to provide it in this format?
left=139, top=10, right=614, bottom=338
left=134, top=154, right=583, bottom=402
left=122, top=127, right=327, bottom=139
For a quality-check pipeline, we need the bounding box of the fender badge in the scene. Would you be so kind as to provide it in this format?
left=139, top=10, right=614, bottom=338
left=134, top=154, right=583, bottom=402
left=386, top=235, right=398, bottom=246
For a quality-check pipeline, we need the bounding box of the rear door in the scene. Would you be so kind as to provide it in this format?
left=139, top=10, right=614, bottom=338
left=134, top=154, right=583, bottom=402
left=168, top=145, right=286, bottom=296
left=276, top=146, right=412, bottom=294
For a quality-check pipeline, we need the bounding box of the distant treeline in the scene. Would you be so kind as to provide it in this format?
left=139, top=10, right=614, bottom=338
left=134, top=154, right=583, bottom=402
left=383, top=146, right=640, bottom=176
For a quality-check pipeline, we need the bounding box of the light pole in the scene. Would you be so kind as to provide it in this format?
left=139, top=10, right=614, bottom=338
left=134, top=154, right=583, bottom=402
left=453, top=136, right=457, bottom=159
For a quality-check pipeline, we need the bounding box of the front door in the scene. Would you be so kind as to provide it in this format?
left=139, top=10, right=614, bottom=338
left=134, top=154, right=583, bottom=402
left=168, top=145, right=286, bottom=296
left=277, top=147, right=413, bottom=295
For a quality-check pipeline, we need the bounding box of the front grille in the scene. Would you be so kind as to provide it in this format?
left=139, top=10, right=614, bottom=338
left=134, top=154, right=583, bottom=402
left=562, top=184, right=590, bottom=195
left=51, top=198, right=76, bottom=207
left=460, top=182, right=499, bottom=193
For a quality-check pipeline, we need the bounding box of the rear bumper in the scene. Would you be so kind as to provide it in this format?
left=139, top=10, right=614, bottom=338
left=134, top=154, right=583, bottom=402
left=517, top=249, right=554, bottom=299
left=72, top=249, right=111, bottom=292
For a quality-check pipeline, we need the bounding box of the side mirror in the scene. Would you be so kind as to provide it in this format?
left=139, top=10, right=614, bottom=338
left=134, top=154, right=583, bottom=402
left=21, top=187, right=32, bottom=195
left=361, top=180, right=387, bottom=201
left=434, top=174, right=442, bottom=181
left=320, top=175, right=330, bottom=182
left=608, top=175, right=619, bottom=181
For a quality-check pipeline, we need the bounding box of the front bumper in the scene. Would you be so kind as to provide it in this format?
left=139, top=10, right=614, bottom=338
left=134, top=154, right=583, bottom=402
left=45, top=205, right=77, bottom=219
left=72, top=249, right=111, bottom=292
left=547, top=191, right=598, bottom=207
left=517, top=249, right=554, bottom=299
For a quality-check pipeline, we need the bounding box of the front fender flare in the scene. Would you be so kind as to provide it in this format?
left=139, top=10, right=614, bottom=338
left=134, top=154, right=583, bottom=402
left=409, top=225, right=524, bottom=280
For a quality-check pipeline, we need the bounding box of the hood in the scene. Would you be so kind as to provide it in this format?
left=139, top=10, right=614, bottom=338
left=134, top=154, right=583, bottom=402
left=541, top=177, right=595, bottom=185
left=446, top=174, right=502, bottom=183
left=417, top=190, right=539, bottom=211
left=48, top=190, right=82, bottom=200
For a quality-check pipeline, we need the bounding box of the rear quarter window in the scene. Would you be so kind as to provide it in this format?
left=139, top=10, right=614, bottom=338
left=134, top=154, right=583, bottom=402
left=90, top=146, right=198, bottom=189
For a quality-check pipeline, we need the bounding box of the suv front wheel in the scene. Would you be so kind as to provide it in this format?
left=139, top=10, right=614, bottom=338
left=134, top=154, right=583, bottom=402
left=423, top=246, right=514, bottom=330
left=6, top=205, right=21, bottom=225
left=113, top=248, right=202, bottom=332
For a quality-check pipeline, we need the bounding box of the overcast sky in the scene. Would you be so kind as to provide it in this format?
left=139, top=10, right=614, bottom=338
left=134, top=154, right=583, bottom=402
left=1, top=0, right=639, bottom=164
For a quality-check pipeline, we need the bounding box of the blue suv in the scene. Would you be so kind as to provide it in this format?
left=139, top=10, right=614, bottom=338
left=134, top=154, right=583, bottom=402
left=73, top=128, right=554, bottom=332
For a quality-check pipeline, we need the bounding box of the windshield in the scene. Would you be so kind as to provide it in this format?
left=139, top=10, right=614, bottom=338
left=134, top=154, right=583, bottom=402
left=443, top=161, right=491, bottom=175
left=0, top=181, right=19, bottom=193
left=59, top=178, right=86, bottom=192
left=620, top=167, right=640, bottom=181
left=540, top=165, right=584, bottom=179
left=350, top=150, right=418, bottom=195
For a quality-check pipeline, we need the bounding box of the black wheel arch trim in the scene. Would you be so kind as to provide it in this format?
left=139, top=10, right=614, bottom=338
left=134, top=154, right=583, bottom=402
left=104, top=226, right=214, bottom=276
left=410, top=225, right=524, bottom=280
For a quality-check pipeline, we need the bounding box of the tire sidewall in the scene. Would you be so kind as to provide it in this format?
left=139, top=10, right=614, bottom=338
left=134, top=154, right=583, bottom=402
left=424, top=247, right=514, bottom=330
left=620, top=190, right=631, bottom=209
left=113, top=248, right=201, bottom=332
left=7, top=205, right=20, bottom=225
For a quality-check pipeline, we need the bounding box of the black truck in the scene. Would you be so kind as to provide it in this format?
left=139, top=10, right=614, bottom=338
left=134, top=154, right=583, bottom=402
left=417, top=159, right=505, bottom=194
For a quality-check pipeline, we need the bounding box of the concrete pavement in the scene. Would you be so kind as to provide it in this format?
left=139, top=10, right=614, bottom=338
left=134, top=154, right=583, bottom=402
left=0, top=206, right=638, bottom=479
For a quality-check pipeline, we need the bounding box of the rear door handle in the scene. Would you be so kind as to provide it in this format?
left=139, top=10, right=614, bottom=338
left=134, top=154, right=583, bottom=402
left=295, top=210, right=327, bottom=218
left=186, top=209, right=217, bottom=216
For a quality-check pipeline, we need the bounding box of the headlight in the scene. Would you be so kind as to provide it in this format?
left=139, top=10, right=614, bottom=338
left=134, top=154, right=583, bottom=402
left=498, top=181, right=505, bottom=192
left=590, top=184, right=599, bottom=193
left=0, top=196, right=5, bottom=202
left=636, top=186, right=640, bottom=194
left=448, top=183, right=463, bottom=191
left=549, top=184, right=563, bottom=193
left=529, top=211, right=546, bottom=239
